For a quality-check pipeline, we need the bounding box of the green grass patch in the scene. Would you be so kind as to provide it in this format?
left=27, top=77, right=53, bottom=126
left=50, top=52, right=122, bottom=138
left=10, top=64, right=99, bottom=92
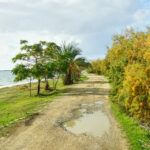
left=79, top=75, right=89, bottom=81
left=111, top=101, right=150, bottom=150
left=0, top=75, right=88, bottom=138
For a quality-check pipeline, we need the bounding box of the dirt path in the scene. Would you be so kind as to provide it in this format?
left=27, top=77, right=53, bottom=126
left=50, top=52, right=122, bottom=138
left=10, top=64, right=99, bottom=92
left=0, top=74, right=128, bottom=150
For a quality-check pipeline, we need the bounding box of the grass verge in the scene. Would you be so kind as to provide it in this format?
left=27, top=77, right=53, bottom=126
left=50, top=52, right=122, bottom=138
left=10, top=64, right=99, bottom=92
left=111, top=101, right=150, bottom=150
left=0, top=75, right=88, bottom=138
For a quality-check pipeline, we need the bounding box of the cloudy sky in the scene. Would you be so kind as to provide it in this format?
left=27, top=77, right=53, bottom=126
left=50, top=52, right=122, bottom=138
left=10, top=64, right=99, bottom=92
left=0, top=0, right=150, bottom=70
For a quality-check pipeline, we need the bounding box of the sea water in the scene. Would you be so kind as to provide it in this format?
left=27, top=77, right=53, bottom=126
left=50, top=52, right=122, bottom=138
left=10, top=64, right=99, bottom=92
left=0, top=70, right=29, bottom=88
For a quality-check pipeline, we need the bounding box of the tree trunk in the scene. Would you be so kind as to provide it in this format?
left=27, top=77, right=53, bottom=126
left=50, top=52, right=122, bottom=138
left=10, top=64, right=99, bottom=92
left=37, top=79, right=41, bottom=95
left=29, top=77, right=32, bottom=96
left=64, top=69, right=73, bottom=85
left=45, top=77, right=50, bottom=90
left=54, top=74, right=60, bottom=90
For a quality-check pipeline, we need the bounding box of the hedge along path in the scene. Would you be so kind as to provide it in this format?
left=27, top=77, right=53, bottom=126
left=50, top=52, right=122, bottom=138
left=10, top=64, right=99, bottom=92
left=0, top=74, right=129, bottom=150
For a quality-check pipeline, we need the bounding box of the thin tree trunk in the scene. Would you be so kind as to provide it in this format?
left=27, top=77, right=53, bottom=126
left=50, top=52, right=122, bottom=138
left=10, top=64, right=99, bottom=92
left=45, top=77, right=50, bottom=90
left=29, top=76, right=32, bottom=96
left=37, top=79, right=41, bottom=95
left=53, top=78, right=55, bottom=89
left=54, top=74, right=60, bottom=90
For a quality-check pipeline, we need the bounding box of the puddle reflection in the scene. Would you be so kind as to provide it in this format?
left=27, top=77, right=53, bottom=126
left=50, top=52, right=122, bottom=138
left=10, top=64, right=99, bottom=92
left=63, top=101, right=110, bottom=137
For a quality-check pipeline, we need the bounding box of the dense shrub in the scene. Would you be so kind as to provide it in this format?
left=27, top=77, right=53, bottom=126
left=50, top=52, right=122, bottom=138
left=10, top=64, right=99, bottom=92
left=89, top=28, right=150, bottom=122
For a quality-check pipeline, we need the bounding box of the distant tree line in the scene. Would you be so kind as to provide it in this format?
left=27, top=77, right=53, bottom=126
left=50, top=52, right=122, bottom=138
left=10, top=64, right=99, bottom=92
left=12, top=40, right=89, bottom=96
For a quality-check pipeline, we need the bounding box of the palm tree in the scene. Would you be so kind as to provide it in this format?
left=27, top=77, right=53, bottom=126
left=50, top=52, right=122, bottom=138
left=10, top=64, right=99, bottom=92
left=61, top=42, right=88, bottom=85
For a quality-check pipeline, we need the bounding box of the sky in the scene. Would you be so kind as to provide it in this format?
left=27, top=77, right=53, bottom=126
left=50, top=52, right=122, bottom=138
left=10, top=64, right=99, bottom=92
left=0, top=0, right=150, bottom=70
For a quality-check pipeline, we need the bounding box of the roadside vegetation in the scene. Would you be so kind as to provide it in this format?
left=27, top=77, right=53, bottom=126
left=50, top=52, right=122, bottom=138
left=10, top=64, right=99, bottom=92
left=111, top=101, right=150, bottom=150
left=87, top=27, right=150, bottom=149
left=0, top=40, right=89, bottom=138
left=12, top=41, right=90, bottom=95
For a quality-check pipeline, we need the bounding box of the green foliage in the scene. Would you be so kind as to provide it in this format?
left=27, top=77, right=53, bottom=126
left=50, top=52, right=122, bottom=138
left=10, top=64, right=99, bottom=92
left=12, top=40, right=88, bottom=94
left=75, top=57, right=90, bottom=69
left=12, top=40, right=63, bottom=95
left=87, top=59, right=102, bottom=74
left=12, top=53, right=28, bottom=63
left=90, top=28, right=150, bottom=121
left=12, top=64, right=30, bottom=82
left=32, top=63, right=44, bottom=79
left=61, top=42, right=89, bottom=85
left=88, top=28, right=150, bottom=149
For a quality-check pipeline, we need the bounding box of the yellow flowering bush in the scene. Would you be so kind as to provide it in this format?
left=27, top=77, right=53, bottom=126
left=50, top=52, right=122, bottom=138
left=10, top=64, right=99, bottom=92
left=89, top=28, right=150, bottom=121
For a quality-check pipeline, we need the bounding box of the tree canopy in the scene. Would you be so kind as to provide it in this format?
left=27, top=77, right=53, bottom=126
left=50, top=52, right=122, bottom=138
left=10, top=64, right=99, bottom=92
left=12, top=40, right=89, bottom=95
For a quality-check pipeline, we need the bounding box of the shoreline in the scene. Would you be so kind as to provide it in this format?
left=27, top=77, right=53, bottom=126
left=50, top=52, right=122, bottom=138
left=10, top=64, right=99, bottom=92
left=0, top=80, right=37, bottom=89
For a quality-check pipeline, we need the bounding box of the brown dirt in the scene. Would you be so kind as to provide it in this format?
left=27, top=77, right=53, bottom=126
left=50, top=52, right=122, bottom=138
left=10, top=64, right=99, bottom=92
left=0, top=74, right=129, bottom=150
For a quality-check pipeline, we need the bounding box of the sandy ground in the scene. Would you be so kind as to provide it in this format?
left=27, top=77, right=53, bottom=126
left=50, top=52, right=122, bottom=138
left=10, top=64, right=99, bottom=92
left=0, top=74, right=129, bottom=150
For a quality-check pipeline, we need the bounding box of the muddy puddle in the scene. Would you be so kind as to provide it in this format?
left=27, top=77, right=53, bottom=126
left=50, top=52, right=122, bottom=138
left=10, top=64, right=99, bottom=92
left=62, top=101, right=110, bottom=138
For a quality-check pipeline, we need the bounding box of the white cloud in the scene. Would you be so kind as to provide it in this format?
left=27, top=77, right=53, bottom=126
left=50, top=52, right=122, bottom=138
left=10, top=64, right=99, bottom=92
left=0, top=0, right=149, bottom=69
left=0, top=0, right=17, bottom=2
left=133, top=9, right=150, bottom=24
